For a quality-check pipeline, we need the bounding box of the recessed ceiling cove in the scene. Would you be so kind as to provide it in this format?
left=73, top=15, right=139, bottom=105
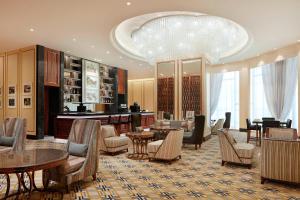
left=112, top=11, right=250, bottom=65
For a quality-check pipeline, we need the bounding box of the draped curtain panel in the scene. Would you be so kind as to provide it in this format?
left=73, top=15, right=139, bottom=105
left=262, top=57, right=298, bottom=121
left=210, top=72, right=224, bottom=117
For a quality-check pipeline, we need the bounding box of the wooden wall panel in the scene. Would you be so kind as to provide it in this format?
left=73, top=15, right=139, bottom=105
left=20, top=48, right=36, bottom=134
left=0, top=55, right=4, bottom=123
left=5, top=52, right=19, bottom=118
left=128, top=81, right=134, bottom=105
left=143, top=79, right=154, bottom=111
left=132, top=81, right=143, bottom=106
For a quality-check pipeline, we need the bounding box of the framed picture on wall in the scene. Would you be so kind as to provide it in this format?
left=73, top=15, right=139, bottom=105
left=8, top=85, right=16, bottom=96
left=23, top=96, right=32, bottom=108
left=23, top=83, right=32, bottom=95
left=8, top=97, right=16, bottom=108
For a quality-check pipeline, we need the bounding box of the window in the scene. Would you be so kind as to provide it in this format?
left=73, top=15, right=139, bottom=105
left=211, top=71, right=240, bottom=129
left=250, top=66, right=298, bottom=128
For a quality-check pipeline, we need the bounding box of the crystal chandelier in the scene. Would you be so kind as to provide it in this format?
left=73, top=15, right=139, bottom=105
left=132, top=15, right=248, bottom=64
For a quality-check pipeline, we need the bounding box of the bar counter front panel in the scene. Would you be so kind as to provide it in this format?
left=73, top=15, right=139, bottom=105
left=55, top=112, right=155, bottom=139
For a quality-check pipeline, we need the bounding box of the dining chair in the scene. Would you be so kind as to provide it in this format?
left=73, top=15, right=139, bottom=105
left=246, top=118, right=261, bottom=143
left=262, top=117, right=275, bottom=121
left=223, top=112, right=231, bottom=128
left=286, top=119, right=292, bottom=128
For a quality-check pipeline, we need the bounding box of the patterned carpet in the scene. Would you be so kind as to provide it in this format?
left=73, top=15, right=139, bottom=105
left=1, top=133, right=300, bottom=200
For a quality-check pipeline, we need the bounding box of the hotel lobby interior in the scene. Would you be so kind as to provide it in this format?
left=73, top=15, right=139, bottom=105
left=0, top=0, right=300, bottom=199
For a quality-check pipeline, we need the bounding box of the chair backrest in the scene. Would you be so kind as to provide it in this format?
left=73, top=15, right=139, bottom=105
left=223, top=112, right=231, bottom=128
left=68, top=119, right=100, bottom=145
left=262, top=120, right=280, bottom=133
left=192, top=115, right=205, bottom=144
left=163, top=112, right=171, bottom=120
left=217, top=129, right=241, bottom=162
left=262, top=117, right=275, bottom=121
left=266, top=128, right=298, bottom=140
left=286, top=119, right=292, bottom=128
left=131, top=114, right=141, bottom=132
left=185, top=111, right=195, bottom=120
left=155, top=129, right=184, bottom=159
left=2, top=118, right=26, bottom=152
left=157, top=111, right=164, bottom=120
left=246, top=118, right=251, bottom=129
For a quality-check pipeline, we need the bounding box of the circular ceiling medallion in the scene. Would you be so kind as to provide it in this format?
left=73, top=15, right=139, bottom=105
left=111, top=11, right=249, bottom=64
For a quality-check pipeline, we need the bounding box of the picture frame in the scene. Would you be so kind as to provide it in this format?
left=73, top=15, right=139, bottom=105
left=8, top=97, right=16, bottom=108
left=8, top=85, right=16, bottom=96
left=23, top=82, right=32, bottom=95
left=22, top=96, right=32, bottom=108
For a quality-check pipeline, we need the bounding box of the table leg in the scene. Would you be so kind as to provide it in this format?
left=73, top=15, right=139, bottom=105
left=4, top=174, right=10, bottom=198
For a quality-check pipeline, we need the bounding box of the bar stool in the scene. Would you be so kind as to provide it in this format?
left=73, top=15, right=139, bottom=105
left=109, top=114, right=121, bottom=135
left=119, top=114, right=130, bottom=134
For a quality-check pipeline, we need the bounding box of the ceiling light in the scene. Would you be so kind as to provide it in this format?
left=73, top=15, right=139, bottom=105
left=183, top=72, right=187, bottom=74
left=29, top=28, right=34, bottom=32
left=126, top=2, right=131, bottom=6
left=119, top=56, right=123, bottom=59
left=66, top=50, right=70, bottom=53
left=91, top=45, right=95, bottom=48
left=298, top=40, right=300, bottom=42
left=160, top=73, right=164, bottom=76
left=273, top=48, right=277, bottom=50
left=139, top=63, right=143, bottom=66
left=106, top=51, right=110, bottom=54
left=72, top=38, right=77, bottom=42
left=114, top=12, right=249, bottom=65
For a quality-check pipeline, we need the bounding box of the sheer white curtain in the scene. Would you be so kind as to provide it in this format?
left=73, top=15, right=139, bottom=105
left=210, top=72, right=223, bottom=116
left=262, top=57, right=298, bottom=121
left=211, top=71, right=240, bottom=129
left=250, top=56, right=298, bottom=128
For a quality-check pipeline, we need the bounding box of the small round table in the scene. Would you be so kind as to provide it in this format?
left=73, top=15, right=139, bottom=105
left=126, top=132, right=154, bottom=160
left=0, top=149, right=68, bottom=199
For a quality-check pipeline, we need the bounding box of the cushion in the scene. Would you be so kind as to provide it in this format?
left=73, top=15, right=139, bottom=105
left=187, top=120, right=194, bottom=132
left=0, top=136, right=15, bottom=147
left=147, top=140, right=163, bottom=153
left=68, top=142, right=88, bottom=157
left=105, top=136, right=129, bottom=148
left=233, top=143, right=255, bottom=158
left=101, top=126, right=116, bottom=138
left=183, top=131, right=193, bottom=138
left=58, top=155, right=85, bottom=174
left=0, top=145, right=12, bottom=153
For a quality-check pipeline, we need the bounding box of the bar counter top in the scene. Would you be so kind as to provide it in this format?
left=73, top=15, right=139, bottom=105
left=57, top=111, right=154, bottom=118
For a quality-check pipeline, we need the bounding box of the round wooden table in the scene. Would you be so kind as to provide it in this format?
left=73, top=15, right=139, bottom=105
left=0, top=149, right=68, bottom=199
left=126, top=132, right=154, bottom=160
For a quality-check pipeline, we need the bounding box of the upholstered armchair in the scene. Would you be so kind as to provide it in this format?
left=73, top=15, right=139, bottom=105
left=43, top=119, right=100, bottom=191
left=261, top=128, right=300, bottom=184
left=211, top=118, right=224, bottom=135
left=183, top=115, right=205, bottom=149
left=0, top=117, right=26, bottom=153
left=218, top=129, right=255, bottom=168
left=99, top=125, right=129, bottom=155
left=148, top=129, right=184, bottom=162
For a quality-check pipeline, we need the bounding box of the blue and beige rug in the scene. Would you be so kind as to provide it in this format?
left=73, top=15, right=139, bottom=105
left=0, top=133, right=299, bottom=200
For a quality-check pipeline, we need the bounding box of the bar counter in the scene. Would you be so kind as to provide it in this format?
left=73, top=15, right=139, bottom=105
left=55, top=112, right=155, bottom=139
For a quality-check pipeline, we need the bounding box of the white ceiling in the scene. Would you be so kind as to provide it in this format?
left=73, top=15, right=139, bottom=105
left=1, top=0, right=300, bottom=79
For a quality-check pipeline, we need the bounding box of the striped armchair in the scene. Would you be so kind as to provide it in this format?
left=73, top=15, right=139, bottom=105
left=99, top=125, right=129, bottom=155
left=218, top=129, right=255, bottom=168
left=0, top=117, right=26, bottom=153
left=43, top=119, right=100, bottom=191
left=261, top=128, right=300, bottom=184
left=148, top=129, right=184, bottom=162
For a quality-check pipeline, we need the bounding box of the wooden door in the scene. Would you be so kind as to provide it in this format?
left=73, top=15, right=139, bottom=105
left=118, top=69, right=125, bottom=94
left=44, top=48, right=60, bottom=87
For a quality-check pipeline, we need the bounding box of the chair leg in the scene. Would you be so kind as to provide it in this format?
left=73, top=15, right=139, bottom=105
left=248, top=164, right=252, bottom=169
left=92, top=173, right=97, bottom=181
left=221, top=160, right=225, bottom=166
left=195, top=144, right=198, bottom=150
left=66, top=184, right=71, bottom=193
left=261, top=177, right=265, bottom=184
left=178, top=155, right=182, bottom=159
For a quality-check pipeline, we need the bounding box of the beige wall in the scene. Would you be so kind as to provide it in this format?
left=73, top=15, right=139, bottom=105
left=208, top=42, right=300, bottom=129
left=128, top=78, right=155, bottom=111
